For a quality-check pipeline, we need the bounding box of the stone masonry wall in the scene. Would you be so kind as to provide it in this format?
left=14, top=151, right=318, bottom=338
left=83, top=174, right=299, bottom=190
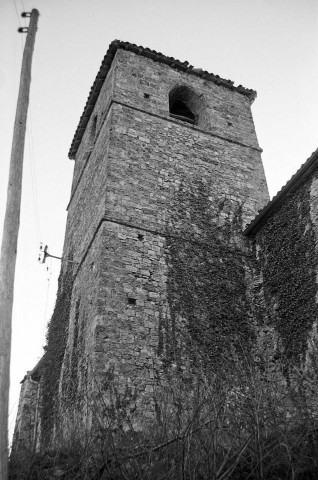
left=11, top=374, right=40, bottom=454
left=105, top=102, right=267, bottom=233
left=63, top=112, right=112, bottom=264
left=113, top=49, right=261, bottom=150
left=253, top=172, right=318, bottom=373
left=69, top=59, right=116, bottom=198
left=55, top=228, right=103, bottom=438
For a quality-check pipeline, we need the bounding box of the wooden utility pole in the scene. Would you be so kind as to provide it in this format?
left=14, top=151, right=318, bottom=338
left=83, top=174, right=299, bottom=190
left=0, top=9, right=39, bottom=479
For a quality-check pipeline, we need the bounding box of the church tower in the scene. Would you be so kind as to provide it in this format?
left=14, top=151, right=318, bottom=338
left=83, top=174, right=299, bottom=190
left=33, top=41, right=270, bottom=443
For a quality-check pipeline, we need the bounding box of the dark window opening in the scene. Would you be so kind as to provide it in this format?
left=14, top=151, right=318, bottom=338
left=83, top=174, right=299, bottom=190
left=169, top=86, right=199, bottom=125
left=170, top=100, right=195, bottom=124
left=138, top=234, right=144, bottom=241
left=128, top=297, right=137, bottom=305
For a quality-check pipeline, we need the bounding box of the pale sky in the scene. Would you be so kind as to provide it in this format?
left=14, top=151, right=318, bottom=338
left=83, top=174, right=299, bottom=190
left=1, top=0, right=318, bottom=439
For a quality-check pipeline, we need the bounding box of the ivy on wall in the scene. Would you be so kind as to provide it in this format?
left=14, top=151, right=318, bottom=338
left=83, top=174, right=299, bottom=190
left=66, top=298, right=81, bottom=400
left=40, top=263, right=74, bottom=446
left=256, top=179, right=318, bottom=366
left=163, top=179, right=254, bottom=372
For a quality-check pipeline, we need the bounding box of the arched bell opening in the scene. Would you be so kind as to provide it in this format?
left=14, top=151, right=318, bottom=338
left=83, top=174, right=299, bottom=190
left=169, top=86, right=200, bottom=125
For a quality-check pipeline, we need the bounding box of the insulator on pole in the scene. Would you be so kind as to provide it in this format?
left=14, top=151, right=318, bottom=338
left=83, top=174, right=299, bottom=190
left=21, top=12, right=32, bottom=17
left=18, top=27, right=29, bottom=33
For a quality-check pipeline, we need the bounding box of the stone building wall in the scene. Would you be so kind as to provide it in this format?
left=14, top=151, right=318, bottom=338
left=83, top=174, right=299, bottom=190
left=11, top=373, right=41, bottom=454
left=69, top=59, right=116, bottom=198
left=249, top=161, right=318, bottom=377
left=112, top=49, right=261, bottom=149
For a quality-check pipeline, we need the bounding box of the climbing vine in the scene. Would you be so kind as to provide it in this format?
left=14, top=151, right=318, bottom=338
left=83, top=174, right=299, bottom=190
left=256, top=179, right=318, bottom=365
left=40, top=263, right=74, bottom=446
left=163, top=179, right=254, bottom=372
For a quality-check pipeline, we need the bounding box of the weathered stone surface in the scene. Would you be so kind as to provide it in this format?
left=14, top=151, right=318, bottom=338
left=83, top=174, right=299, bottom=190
left=11, top=373, right=40, bottom=454
left=253, top=171, right=318, bottom=370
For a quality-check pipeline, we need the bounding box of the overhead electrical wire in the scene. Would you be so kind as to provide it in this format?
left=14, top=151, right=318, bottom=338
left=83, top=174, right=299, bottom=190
left=13, top=0, right=42, bottom=245
left=8, top=398, right=20, bottom=429
left=21, top=0, right=26, bottom=14
left=13, top=0, right=24, bottom=50
left=26, top=110, right=42, bottom=245
left=42, top=258, right=52, bottom=347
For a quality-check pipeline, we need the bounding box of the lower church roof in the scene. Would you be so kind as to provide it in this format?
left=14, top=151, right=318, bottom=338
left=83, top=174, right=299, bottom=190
left=245, top=147, right=318, bottom=236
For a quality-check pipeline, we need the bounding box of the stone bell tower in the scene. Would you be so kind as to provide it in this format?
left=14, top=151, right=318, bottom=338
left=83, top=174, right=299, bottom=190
left=15, top=41, right=270, bottom=447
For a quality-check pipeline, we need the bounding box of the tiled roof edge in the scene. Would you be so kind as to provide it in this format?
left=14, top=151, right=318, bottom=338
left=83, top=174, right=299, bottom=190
left=68, top=40, right=257, bottom=159
left=244, top=147, right=318, bottom=236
